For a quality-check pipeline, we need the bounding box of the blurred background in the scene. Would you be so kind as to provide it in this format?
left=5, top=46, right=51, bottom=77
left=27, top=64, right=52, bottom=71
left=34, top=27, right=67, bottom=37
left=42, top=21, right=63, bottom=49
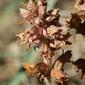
left=0, top=0, right=85, bottom=85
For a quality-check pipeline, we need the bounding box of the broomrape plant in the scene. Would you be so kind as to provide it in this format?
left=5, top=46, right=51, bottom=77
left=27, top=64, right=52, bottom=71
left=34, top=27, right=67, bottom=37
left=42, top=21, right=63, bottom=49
left=17, top=0, right=85, bottom=85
